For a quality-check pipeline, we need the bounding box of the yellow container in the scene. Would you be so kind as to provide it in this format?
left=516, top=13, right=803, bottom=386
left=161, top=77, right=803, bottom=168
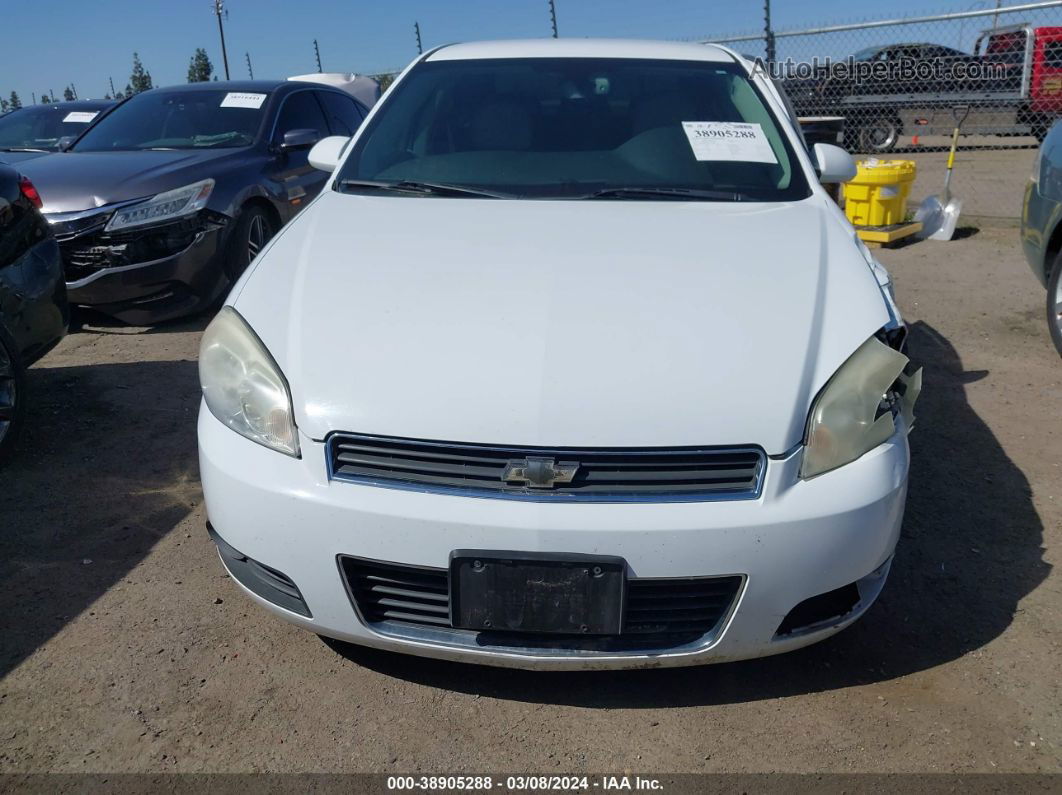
left=843, top=159, right=917, bottom=227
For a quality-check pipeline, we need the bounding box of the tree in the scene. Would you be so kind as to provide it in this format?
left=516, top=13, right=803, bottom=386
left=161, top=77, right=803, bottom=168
left=40, top=92, right=51, bottom=104
left=7, top=91, right=20, bottom=110
left=63, top=85, right=75, bottom=101
left=129, top=53, right=153, bottom=94
left=123, top=83, right=133, bottom=99
left=187, top=48, right=214, bottom=82
left=0, top=98, right=8, bottom=113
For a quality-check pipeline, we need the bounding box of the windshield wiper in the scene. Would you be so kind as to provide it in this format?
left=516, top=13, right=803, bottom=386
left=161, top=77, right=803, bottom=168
left=0, top=147, right=49, bottom=153
left=579, top=186, right=751, bottom=202
left=337, top=179, right=513, bottom=199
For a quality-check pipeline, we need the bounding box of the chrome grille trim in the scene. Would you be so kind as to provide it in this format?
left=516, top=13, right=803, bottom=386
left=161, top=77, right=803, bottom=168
left=326, top=433, right=766, bottom=503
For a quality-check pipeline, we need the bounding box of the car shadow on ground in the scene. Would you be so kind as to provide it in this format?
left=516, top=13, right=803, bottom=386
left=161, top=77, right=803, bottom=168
left=70, top=307, right=213, bottom=336
left=329, top=320, right=1051, bottom=706
left=0, top=358, right=200, bottom=679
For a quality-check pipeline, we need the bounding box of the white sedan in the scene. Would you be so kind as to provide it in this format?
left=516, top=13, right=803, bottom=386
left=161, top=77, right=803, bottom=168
left=198, top=39, right=921, bottom=669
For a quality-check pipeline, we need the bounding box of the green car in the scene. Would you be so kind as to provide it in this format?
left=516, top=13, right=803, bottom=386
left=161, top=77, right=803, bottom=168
left=1022, top=120, right=1062, bottom=356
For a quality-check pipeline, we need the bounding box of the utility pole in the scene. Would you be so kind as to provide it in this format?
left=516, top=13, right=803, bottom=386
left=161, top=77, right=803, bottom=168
left=764, top=0, right=776, bottom=64
left=71, top=83, right=78, bottom=99
left=213, top=0, right=231, bottom=80
left=246, top=52, right=254, bottom=79
left=31, top=92, right=36, bottom=105
left=314, top=39, right=323, bottom=72
left=109, top=76, right=115, bottom=97
left=414, top=21, right=423, bottom=54
left=548, top=0, right=558, bottom=38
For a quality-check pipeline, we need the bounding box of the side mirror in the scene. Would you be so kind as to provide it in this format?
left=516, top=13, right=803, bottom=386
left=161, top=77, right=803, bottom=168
left=813, top=142, right=857, bottom=184
left=57, top=136, right=76, bottom=152
left=280, top=128, right=320, bottom=151
left=308, top=135, right=351, bottom=173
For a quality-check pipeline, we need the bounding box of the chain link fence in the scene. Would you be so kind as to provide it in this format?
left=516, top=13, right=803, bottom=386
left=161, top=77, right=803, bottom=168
left=705, top=0, right=1062, bottom=221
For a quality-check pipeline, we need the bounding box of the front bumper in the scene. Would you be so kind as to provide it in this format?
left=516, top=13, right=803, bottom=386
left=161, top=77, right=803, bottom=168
left=198, top=407, right=909, bottom=670
left=64, top=226, right=227, bottom=324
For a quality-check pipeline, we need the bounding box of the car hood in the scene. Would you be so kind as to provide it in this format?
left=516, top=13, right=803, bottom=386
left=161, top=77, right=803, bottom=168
left=0, top=150, right=53, bottom=166
left=18, top=149, right=246, bottom=213
left=233, top=191, right=891, bottom=454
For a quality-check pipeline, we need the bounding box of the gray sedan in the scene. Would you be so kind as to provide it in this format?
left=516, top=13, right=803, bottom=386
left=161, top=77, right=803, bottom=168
left=19, top=80, right=369, bottom=324
left=1022, top=120, right=1062, bottom=356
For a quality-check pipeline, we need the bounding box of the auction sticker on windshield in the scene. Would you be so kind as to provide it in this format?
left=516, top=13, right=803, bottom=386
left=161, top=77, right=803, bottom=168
left=220, top=92, right=267, bottom=109
left=62, top=112, right=99, bottom=123
left=682, top=121, right=777, bottom=164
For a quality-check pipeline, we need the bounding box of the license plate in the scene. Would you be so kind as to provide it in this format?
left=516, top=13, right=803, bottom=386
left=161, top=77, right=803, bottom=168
left=450, top=551, right=626, bottom=635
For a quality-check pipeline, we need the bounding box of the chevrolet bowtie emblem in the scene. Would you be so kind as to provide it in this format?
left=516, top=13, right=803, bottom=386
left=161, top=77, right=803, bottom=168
left=502, top=457, right=580, bottom=489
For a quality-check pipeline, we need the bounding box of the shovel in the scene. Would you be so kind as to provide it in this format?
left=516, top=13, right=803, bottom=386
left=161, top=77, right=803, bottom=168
left=916, top=105, right=971, bottom=241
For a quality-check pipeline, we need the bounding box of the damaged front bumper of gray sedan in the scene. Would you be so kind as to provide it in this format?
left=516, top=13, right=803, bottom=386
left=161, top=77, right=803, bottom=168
left=47, top=205, right=230, bottom=325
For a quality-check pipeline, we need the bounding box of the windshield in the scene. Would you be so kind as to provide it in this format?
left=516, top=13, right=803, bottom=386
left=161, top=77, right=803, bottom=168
left=0, top=105, right=106, bottom=152
left=73, top=89, right=266, bottom=152
left=337, top=57, right=811, bottom=201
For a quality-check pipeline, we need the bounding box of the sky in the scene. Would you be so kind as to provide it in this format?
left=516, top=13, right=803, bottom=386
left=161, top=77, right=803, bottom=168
left=0, top=0, right=1029, bottom=103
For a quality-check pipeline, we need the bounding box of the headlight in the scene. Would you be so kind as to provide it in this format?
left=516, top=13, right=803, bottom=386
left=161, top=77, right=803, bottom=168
left=801, top=336, right=918, bottom=479
left=199, top=307, right=299, bottom=457
left=105, top=178, right=214, bottom=232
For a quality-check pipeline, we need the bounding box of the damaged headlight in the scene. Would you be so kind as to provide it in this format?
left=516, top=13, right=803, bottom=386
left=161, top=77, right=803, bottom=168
left=105, top=178, right=214, bottom=232
left=801, top=336, right=922, bottom=479
left=199, top=307, right=299, bottom=457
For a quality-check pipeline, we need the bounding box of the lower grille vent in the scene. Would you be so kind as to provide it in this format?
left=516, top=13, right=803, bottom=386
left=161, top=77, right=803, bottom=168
left=340, top=557, right=742, bottom=648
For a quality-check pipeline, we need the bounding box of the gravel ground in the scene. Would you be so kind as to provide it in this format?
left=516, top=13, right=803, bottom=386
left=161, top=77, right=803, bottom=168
left=0, top=225, right=1059, bottom=774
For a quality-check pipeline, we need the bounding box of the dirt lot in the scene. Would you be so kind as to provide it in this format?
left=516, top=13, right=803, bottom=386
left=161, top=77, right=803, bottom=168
left=0, top=226, right=1060, bottom=775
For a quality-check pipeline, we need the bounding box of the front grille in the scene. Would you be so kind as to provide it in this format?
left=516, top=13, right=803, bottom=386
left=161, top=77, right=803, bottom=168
left=340, top=556, right=742, bottom=649
left=56, top=212, right=220, bottom=282
left=328, top=434, right=765, bottom=501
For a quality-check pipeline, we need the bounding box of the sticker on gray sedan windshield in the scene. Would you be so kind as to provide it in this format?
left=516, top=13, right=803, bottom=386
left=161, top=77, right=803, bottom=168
left=681, top=121, right=778, bottom=164
left=62, top=111, right=99, bottom=123
left=220, top=92, right=267, bottom=109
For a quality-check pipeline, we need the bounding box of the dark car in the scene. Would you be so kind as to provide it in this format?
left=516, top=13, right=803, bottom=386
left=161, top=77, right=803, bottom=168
left=0, top=100, right=115, bottom=166
left=19, top=80, right=369, bottom=324
left=0, top=164, right=68, bottom=462
left=1021, top=119, right=1062, bottom=355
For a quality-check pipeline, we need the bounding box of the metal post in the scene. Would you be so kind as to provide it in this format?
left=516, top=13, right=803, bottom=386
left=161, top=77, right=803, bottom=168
left=993, top=0, right=1002, bottom=29
left=214, top=0, right=230, bottom=80
left=548, top=0, right=558, bottom=38
left=314, top=39, right=323, bottom=72
left=109, top=76, right=115, bottom=98
left=415, top=21, right=423, bottom=54
left=71, top=83, right=78, bottom=99
left=246, top=52, right=254, bottom=79
left=31, top=92, right=36, bottom=105
left=764, top=0, right=776, bottom=63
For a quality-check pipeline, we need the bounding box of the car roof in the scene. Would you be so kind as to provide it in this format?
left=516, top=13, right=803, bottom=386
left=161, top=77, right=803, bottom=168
left=12, top=99, right=114, bottom=111
left=148, top=79, right=289, bottom=93
left=428, top=38, right=737, bottom=64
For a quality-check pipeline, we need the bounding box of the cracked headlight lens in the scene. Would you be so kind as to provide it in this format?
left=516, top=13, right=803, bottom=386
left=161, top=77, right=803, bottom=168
left=801, top=336, right=914, bottom=479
